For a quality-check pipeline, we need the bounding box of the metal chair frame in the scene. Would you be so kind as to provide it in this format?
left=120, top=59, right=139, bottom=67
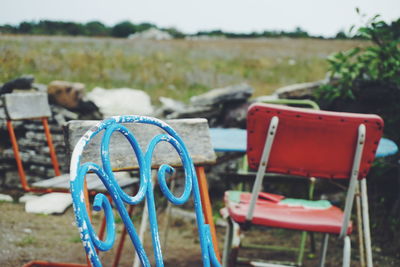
left=6, top=118, right=62, bottom=193
left=222, top=104, right=380, bottom=267
left=70, top=115, right=222, bottom=267
left=2, top=92, right=62, bottom=193
left=237, top=98, right=320, bottom=266
left=2, top=92, right=91, bottom=267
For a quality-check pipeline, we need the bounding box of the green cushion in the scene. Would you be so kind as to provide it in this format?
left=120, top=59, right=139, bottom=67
left=227, top=191, right=332, bottom=210
left=227, top=191, right=242, bottom=203
left=279, top=198, right=332, bottom=210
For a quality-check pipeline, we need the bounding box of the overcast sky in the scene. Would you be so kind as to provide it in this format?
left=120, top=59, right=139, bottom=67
left=1, top=0, right=399, bottom=37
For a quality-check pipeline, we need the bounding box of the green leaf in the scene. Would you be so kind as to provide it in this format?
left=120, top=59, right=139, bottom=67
left=347, top=47, right=361, bottom=58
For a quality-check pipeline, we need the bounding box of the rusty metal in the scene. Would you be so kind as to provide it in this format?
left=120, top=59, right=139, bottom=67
left=42, top=117, right=61, bottom=176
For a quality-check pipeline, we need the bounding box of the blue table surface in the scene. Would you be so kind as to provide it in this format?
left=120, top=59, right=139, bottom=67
left=209, top=128, right=398, bottom=158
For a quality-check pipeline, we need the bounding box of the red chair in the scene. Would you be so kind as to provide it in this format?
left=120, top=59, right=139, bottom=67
left=221, top=103, right=383, bottom=267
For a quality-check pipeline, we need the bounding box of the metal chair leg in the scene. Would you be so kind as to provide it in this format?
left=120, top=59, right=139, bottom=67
left=318, top=233, right=329, bottom=267
left=228, top=221, right=241, bottom=267
left=113, top=204, right=135, bottom=267
left=222, top=218, right=234, bottom=267
left=196, top=166, right=221, bottom=261
left=343, top=236, right=351, bottom=267
left=361, top=179, right=373, bottom=267
left=297, top=231, right=307, bottom=266
left=355, top=183, right=366, bottom=267
left=222, top=218, right=241, bottom=267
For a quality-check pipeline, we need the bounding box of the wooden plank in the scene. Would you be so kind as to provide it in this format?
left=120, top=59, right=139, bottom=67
left=32, top=173, right=138, bottom=191
left=65, top=118, right=216, bottom=170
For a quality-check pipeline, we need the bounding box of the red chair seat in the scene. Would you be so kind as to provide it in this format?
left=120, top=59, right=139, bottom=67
left=224, top=191, right=352, bottom=235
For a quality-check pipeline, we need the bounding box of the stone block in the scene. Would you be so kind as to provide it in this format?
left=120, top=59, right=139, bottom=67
left=19, top=194, right=39, bottom=203
left=87, top=87, right=154, bottom=117
left=4, top=171, right=22, bottom=188
left=275, top=80, right=326, bottom=99
left=190, top=83, right=254, bottom=106
left=0, top=75, right=34, bottom=95
left=25, top=192, right=72, bottom=214
left=0, top=107, right=6, bottom=119
left=0, top=193, right=13, bottom=202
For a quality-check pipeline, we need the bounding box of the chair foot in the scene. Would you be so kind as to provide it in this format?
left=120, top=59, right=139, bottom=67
left=222, top=218, right=233, bottom=267
left=360, top=179, right=373, bottom=267
left=342, top=236, right=351, bottom=267
left=222, top=218, right=241, bottom=267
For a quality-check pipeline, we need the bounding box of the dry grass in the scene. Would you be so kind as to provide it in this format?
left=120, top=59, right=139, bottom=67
left=0, top=35, right=367, bottom=102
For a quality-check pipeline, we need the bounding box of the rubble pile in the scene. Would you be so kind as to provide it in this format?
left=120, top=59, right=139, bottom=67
left=0, top=74, right=321, bottom=190
left=155, top=83, right=255, bottom=128
left=0, top=106, right=80, bottom=187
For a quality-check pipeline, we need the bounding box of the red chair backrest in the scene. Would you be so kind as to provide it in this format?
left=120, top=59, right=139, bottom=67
left=247, top=103, right=384, bottom=179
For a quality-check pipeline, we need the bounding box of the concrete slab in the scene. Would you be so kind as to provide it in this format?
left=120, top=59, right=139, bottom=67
left=190, top=83, right=254, bottom=106
left=25, top=193, right=72, bottom=214
left=2, top=92, right=51, bottom=120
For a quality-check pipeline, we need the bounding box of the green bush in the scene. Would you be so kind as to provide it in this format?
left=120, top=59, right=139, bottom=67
left=315, top=15, right=400, bottom=143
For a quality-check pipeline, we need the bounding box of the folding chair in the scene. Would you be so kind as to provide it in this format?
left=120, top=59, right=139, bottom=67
left=239, top=99, right=321, bottom=266
left=68, top=116, right=222, bottom=266
left=222, top=103, right=383, bottom=267
left=3, top=92, right=62, bottom=193
left=3, top=92, right=136, bottom=195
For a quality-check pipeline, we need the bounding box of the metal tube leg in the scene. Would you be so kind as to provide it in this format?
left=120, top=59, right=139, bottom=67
left=297, top=231, right=307, bottom=266
left=343, top=236, right=351, bottom=267
left=42, top=117, right=61, bottom=176
left=361, top=179, right=373, bottom=267
left=228, top=220, right=241, bottom=267
left=318, top=233, right=329, bottom=267
left=356, top=183, right=366, bottom=267
left=222, top=218, right=234, bottom=267
left=196, top=166, right=221, bottom=261
left=309, top=232, right=316, bottom=254
left=113, top=204, right=135, bottom=267
left=6, top=120, right=30, bottom=191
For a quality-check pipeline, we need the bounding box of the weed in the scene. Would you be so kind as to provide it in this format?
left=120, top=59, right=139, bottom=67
left=15, top=236, right=36, bottom=247
left=69, top=235, right=82, bottom=243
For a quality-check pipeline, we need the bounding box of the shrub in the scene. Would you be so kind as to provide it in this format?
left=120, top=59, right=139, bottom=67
left=315, top=14, right=400, bottom=143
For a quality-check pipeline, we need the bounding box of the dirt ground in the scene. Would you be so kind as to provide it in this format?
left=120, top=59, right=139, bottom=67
left=0, top=200, right=399, bottom=267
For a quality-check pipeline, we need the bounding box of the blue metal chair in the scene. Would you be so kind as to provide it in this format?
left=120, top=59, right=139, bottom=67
left=69, top=115, right=222, bottom=267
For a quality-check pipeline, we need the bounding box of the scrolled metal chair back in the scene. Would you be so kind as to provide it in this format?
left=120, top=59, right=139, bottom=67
left=70, top=115, right=221, bottom=267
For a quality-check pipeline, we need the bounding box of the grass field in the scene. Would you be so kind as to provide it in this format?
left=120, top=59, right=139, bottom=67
left=0, top=35, right=367, bottom=102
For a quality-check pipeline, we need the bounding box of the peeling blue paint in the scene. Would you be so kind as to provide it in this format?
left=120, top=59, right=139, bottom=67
left=70, top=115, right=221, bottom=267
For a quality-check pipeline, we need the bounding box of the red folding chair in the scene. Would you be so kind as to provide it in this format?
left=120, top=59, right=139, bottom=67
left=222, top=103, right=383, bottom=267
